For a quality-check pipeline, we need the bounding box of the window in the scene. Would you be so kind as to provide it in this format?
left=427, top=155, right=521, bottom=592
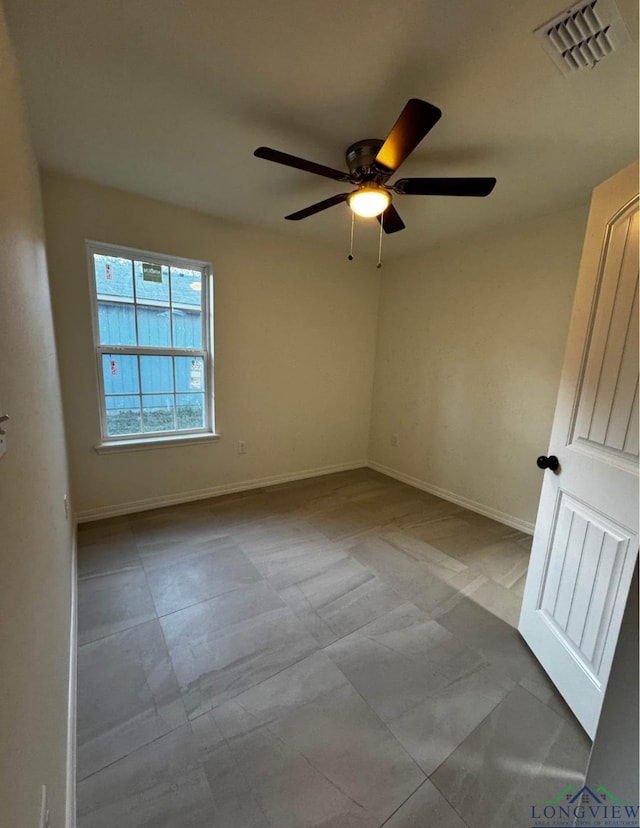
left=87, top=242, right=215, bottom=447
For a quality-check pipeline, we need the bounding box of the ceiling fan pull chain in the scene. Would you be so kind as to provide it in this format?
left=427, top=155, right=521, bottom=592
left=377, top=213, right=383, bottom=269
left=348, top=210, right=355, bottom=261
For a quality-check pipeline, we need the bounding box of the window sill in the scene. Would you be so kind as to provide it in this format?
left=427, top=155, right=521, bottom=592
left=95, top=433, right=220, bottom=454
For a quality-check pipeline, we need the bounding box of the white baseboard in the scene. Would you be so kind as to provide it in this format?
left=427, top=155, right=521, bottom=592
left=66, top=531, right=77, bottom=828
left=74, top=457, right=534, bottom=535
left=368, top=461, right=535, bottom=535
left=75, top=460, right=368, bottom=523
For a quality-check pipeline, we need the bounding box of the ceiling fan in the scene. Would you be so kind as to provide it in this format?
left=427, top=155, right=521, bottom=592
left=254, top=98, right=496, bottom=234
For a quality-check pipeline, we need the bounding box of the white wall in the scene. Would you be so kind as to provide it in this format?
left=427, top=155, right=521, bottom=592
left=369, top=205, right=589, bottom=529
left=41, top=170, right=589, bottom=528
left=40, top=172, right=380, bottom=519
left=0, top=5, right=74, bottom=826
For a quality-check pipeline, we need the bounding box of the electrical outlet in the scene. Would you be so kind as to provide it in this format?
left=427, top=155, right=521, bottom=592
left=39, top=785, right=50, bottom=828
left=391, top=434, right=399, bottom=447
left=238, top=440, right=247, bottom=455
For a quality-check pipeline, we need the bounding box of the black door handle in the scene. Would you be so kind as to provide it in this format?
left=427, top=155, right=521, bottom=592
left=537, top=455, right=559, bottom=471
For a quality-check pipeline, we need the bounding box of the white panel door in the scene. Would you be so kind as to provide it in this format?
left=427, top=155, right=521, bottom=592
left=519, top=161, right=639, bottom=739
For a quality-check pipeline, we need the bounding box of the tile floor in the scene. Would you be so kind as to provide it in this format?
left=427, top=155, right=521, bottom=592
left=76, top=468, right=591, bottom=827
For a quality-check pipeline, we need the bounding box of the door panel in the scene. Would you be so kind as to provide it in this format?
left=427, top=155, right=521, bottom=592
left=573, top=205, right=639, bottom=461
left=519, top=162, right=639, bottom=738
left=536, top=493, right=634, bottom=674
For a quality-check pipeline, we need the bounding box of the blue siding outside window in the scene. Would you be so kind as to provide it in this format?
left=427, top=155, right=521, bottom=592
left=91, top=248, right=211, bottom=440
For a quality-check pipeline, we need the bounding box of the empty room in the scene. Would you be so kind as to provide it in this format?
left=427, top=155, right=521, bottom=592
left=1, top=0, right=638, bottom=826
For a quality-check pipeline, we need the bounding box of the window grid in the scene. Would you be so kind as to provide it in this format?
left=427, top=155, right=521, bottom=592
left=102, top=354, right=207, bottom=436
left=88, top=242, right=214, bottom=443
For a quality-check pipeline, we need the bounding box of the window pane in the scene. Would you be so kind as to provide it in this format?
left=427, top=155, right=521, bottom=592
left=106, top=395, right=141, bottom=436
left=176, top=393, right=205, bottom=430
left=172, top=308, right=202, bottom=348
left=171, top=267, right=202, bottom=348
left=171, top=267, right=202, bottom=307
left=175, top=356, right=204, bottom=392
left=140, top=355, right=174, bottom=394
left=134, top=261, right=170, bottom=305
left=142, top=394, right=175, bottom=433
left=137, top=305, right=171, bottom=347
left=91, top=245, right=212, bottom=443
left=94, top=255, right=133, bottom=301
left=97, top=301, right=136, bottom=346
left=102, top=354, right=139, bottom=395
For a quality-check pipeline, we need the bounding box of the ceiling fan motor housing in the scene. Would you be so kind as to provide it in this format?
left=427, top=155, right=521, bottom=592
left=345, top=139, right=388, bottom=183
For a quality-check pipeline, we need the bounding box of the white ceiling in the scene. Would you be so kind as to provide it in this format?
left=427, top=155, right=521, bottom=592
left=5, top=0, right=639, bottom=257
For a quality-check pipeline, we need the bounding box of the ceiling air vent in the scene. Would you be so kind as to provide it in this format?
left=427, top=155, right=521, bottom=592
left=535, top=0, right=631, bottom=76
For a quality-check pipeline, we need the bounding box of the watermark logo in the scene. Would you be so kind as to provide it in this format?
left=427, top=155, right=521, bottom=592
left=531, top=785, right=639, bottom=827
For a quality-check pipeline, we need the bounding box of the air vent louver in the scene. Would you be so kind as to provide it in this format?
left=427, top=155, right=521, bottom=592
left=535, top=0, right=631, bottom=76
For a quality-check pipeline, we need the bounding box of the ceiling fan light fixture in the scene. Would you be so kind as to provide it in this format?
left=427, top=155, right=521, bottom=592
left=347, top=185, right=391, bottom=218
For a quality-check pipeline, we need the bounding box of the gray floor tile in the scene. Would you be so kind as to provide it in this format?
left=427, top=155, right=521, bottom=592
left=325, top=605, right=460, bottom=721
left=327, top=603, right=489, bottom=708
left=77, top=516, right=132, bottom=544
left=515, top=533, right=534, bottom=552
left=459, top=538, right=530, bottom=588
left=431, top=685, right=590, bottom=828
left=263, top=486, right=351, bottom=517
left=209, top=652, right=425, bottom=824
left=77, top=620, right=187, bottom=780
left=331, top=475, right=395, bottom=500
left=130, top=509, right=229, bottom=548
left=386, top=663, right=515, bottom=775
left=78, top=565, right=156, bottom=645
left=267, top=683, right=425, bottom=822
left=510, top=570, right=528, bottom=599
left=77, top=529, right=139, bottom=578
left=159, top=582, right=318, bottom=717
left=144, top=537, right=263, bottom=616
left=189, top=719, right=270, bottom=827
left=436, top=596, right=549, bottom=683
left=137, top=531, right=233, bottom=570
left=390, top=493, right=464, bottom=529
left=349, top=488, right=430, bottom=525
left=205, top=492, right=297, bottom=530
left=382, top=531, right=471, bottom=573
left=518, top=673, right=576, bottom=718
left=348, top=535, right=488, bottom=623
left=460, top=578, right=524, bottom=628
left=230, top=515, right=327, bottom=554
left=77, top=724, right=215, bottom=828
left=75, top=469, right=582, bottom=827
left=275, top=582, right=341, bottom=646
left=383, top=780, right=468, bottom=827
left=278, top=554, right=404, bottom=641
left=246, top=538, right=349, bottom=590
left=347, top=534, right=434, bottom=600
left=305, top=501, right=382, bottom=540
left=212, top=701, right=379, bottom=827
left=404, top=514, right=510, bottom=559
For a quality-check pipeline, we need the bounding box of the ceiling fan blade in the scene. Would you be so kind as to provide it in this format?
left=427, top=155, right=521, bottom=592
left=377, top=203, right=405, bottom=234
left=285, top=193, right=349, bottom=221
left=393, top=177, right=497, bottom=196
left=374, top=99, right=442, bottom=174
left=255, top=147, right=350, bottom=182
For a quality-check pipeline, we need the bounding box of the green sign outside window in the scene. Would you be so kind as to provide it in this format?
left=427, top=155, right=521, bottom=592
left=142, top=262, right=163, bottom=283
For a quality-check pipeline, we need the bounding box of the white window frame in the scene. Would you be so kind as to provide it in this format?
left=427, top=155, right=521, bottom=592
left=86, top=240, right=217, bottom=451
